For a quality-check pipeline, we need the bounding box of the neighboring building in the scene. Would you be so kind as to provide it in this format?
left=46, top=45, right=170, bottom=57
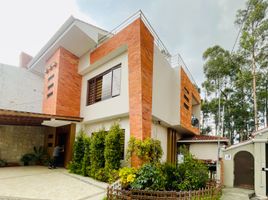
left=178, top=135, right=229, bottom=179
left=0, top=12, right=201, bottom=167
left=178, top=135, right=229, bottom=161
left=223, top=128, right=268, bottom=198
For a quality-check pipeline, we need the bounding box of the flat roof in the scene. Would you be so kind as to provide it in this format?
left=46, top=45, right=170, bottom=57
left=0, top=109, right=82, bottom=126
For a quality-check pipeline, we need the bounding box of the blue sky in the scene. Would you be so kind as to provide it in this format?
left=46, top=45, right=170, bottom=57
left=0, top=0, right=246, bottom=86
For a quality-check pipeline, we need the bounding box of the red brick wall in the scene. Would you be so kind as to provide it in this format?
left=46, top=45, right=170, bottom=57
left=42, top=47, right=81, bottom=117
left=180, top=68, right=200, bottom=135
left=90, top=18, right=154, bottom=167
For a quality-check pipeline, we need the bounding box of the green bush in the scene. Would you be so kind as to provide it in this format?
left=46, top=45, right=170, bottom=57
left=20, top=153, right=35, bottom=166
left=160, top=163, right=181, bottom=191
left=81, top=136, right=91, bottom=176
left=104, top=123, right=124, bottom=170
left=177, top=147, right=209, bottom=191
left=90, top=128, right=106, bottom=178
left=127, top=137, right=163, bottom=164
left=0, top=159, right=7, bottom=167
left=131, top=163, right=166, bottom=191
left=68, top=130, right=87, bottom=174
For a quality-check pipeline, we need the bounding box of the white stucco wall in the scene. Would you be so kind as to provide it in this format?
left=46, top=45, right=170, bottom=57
left=81, top=117, right=130, bottom=164
left=189, top=143, right=221, bottom=161
left=0, top=64, right=43, bottom=112
left=151, top=122, right=168, bottom=162
left=80, top=52, right=129, bottom=123
left=152, top=45, right=180, bottom=126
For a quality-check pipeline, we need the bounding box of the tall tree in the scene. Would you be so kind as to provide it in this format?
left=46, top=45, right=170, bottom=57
left=236, top=0, right=268, bottom=130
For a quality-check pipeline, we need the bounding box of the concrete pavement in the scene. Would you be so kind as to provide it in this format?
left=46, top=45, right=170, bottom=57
left=0, top=166, right=108, bottom=200
left=221, top=187, right=255, bottom=200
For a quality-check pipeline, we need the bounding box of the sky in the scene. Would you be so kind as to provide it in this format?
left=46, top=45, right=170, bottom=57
left=0, top=0, right=246, bottom=86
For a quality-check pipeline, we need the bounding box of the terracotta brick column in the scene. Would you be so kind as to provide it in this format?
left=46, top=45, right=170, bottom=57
left=42, top=47, right=81, bottom=117
left=90, top=18, right=154, bottom=167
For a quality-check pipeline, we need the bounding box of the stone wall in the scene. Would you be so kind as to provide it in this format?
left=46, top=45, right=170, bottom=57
left=0, top=125, right=45, bottom=163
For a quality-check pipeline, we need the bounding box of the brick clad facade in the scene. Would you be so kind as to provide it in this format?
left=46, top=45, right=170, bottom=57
left=180, top=67, right=200, bottom=135
left=90, top=18, right=154, bottom=140
left=42, top=47, right=81, bottom=117
left=90, top=19, right=154, bottom=167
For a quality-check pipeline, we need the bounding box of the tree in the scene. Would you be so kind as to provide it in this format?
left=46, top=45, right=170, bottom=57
left=236, top=0, right=268, bottom=130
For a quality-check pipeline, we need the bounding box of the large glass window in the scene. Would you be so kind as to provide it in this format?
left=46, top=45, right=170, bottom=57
left=87, top=64, right=121, bottom=105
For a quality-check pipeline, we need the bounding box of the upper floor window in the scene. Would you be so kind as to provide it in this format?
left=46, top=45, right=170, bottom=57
left=87, top=64, right=121, bottom=105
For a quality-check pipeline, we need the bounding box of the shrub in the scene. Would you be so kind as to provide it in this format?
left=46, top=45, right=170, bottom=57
left=160, top=163, right=181, bottom=191
left=0, top=159, right=7, bottom=167
left=127, top=137, right=163, bottom=164
left=81, top=136, right=91, bottom=176
left=68, top=130, right=87, bottom=174
left=104, top=123, right=124, bottom=170
left=32, top=146, right=48, bottom=165
left=20, top=153, right=35, bottom=166
left=119, top=167, right=137, bottom=189
left=90, top=128, right=106, bottom=178
left=177, top=147, right=209, bottom=191
left=131, top=163, right=166, bottom=191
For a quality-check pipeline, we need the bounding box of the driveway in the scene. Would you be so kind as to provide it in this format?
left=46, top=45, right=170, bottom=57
left=0, top=166, right=108, bottom=200
left=221, top=187, right=255, bottom=200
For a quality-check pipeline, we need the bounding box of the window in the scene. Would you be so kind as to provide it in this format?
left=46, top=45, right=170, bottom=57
left=184, top=102, right=189, bottom=110
left=87, top=64, right=121, bottom=105
left=47, top=91, right=53, bottom=98
left=48, top=83, right=54, bottom=90
left=48, top=74, right=54, bottom=81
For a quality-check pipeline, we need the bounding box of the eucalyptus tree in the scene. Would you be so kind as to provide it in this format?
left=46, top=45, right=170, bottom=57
left=236, top=0, right=268, bottom=130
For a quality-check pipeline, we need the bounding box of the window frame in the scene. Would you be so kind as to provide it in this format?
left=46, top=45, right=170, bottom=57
left=86, top=64, right=122, bottom=106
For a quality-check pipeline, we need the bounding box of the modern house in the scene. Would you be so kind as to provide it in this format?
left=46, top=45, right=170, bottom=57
left=0, top=11, right=200, bottom=167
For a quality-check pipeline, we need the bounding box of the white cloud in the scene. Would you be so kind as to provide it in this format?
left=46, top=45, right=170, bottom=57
left=0, top=0, right=97, bottom=66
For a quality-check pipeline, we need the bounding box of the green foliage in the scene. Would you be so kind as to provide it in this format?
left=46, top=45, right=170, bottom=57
left=20, top=153, right=35, bottom=166
left=81, top=136, right=91, bottom=176
left=32, top=146, right=48, bottom=164
left=202, top=0, right=268, bottom=141
left=119, top=167, right=137, bottom=188
left=68, top=130, right=88, bottom=174
left=104, top=123, right=124, bottom=170
left=127, top=137, right=163, bottom=164
left=177, top=146, right=209, bottom=191
left=160, top=163, right=181, bottom=191
left=131, top=163, right=166, bottom=191
left=0, top=159, right=7, bottom=167
left=90, top=128, right=106, bottom=178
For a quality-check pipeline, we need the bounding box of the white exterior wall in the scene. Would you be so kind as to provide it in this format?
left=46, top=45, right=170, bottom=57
left=80, top=52, right=129, bottom=123
left=189, top=143, right=220, bottom=161
left=152, top=45, right=180, bottom=126
left=0, top=64, right=43, bottom=113
left=151, top=122, right=168, bottom=162
left=81, top=117, right=130, bottom=165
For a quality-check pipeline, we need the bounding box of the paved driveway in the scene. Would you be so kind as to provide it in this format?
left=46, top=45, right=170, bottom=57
left=0, top=166, right=108, bottom=200
left=221, top=187, right=255, bottom=200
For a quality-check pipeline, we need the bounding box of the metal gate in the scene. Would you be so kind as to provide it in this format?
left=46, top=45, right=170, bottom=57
left=234, top=151, right=254, bottom=189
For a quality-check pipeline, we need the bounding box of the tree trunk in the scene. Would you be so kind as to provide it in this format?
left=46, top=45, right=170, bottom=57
left=252, top=53, right=258, bottom=131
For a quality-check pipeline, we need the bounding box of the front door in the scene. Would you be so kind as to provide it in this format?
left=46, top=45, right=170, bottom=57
left=56, top=125, right=69, bottom=167
left=234, top=151, right=254, bottom=189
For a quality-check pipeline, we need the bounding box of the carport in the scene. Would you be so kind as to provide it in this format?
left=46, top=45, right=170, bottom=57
left=0, top=109, right=82, bottom=167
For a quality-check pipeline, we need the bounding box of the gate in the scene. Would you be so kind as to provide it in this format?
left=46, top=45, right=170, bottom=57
left=234, top=151, right=254, bottom=189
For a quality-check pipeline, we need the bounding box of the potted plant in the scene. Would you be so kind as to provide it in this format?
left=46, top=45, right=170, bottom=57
left=20, top=154, right=34, bottom=166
